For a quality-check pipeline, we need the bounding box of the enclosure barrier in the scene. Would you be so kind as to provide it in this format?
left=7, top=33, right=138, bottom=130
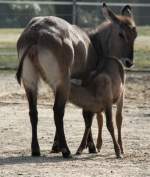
left=0, top=1, right=150, bottom=69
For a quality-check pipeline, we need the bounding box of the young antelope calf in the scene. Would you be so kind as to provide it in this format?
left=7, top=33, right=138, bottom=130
left=70, top=56, right=125, bottom=158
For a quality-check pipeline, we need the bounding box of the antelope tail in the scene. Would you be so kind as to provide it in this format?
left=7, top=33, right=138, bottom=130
left=16, top=45, right=33, bottom=85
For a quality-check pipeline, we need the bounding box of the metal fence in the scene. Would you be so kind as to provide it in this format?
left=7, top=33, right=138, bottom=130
left=0, top=1, right=150, bottom=69
left=0, top=1, right=150, bottom=27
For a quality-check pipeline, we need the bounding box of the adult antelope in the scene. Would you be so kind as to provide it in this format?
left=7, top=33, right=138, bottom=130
left=16, top=3, right=137, bottom=158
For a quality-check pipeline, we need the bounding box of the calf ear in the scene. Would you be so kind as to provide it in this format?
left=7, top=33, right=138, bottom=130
left=102, top=2, right=120, bottom=24
left=121, top=5, right=133, bottom=17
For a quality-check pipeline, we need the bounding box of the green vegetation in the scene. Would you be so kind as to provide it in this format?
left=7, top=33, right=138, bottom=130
left=0, top=28, right=22, bottom=69
left=134, top=26, right=150, bottom=69
left=0, top=27, right=150, bottom=70
left=137, top=26, right=150, bottom=36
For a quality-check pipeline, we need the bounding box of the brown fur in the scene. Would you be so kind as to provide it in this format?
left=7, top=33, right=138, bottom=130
left=70, top=57, right=125, bottom=111
left=16, top=3, right=137, bottom=158
left=69, top=57, right=125, bottom=158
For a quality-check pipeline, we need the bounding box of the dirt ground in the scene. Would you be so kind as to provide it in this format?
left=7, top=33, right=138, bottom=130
left=0, top=70, right=150, bottom=177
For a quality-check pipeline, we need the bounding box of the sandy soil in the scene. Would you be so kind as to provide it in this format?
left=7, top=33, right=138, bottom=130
left=0, top=71, right=150, bottom=177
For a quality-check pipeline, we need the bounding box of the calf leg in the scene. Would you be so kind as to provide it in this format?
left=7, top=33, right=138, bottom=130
left=85, top=111, right=96, bottom=154
left=51, top=131, right=61, bottom=153
left=51, top=113, right=96, bottom=155
left=116, top=93, right=124, bottom=154
left=76, top=110, right=95, bottom=155
left=53, top=86, right=71, bottom=158
left=105, top=106, right=121, bottom=158
left=87, top=129, right=96, bottom=154
left=96, top=112, right=103, bottom=152
left=25, top=88, right=40, bottom=156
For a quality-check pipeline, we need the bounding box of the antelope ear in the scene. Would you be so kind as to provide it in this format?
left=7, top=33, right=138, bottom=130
left=121, top=5, right=133, bottom=17
left=102, top=2, right=120, bottom=24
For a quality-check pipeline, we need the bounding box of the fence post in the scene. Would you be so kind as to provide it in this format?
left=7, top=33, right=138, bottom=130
left=72, top=0, right=77, bottom=24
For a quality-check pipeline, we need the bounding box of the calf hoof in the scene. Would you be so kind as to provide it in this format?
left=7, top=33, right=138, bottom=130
left=96, top=142, right=102, bottom=153
left=96, top=147, right=101, bottom=153
left=32, top=151, right=41, bottom=157
left=115, top=145, right=122, bottom=159
left=116, top=154, right=123, bottom=159
left=88, top=146, right=97, bottom=154
left=76, top=150, right=82, bottom=155
left=76, top=147, right=84, bottom=155
left=62, top=149, right=72, bottom=158
left=121, top=149, right=124, bottom=155
left=115, top=149, right=123, bottom=159
left=88, top=142, right=97, bottom=154
left=89, top=148, right=97, bottom=154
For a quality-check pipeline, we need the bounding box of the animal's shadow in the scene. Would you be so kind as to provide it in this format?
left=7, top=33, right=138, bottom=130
left=0, top=153, right=102, bottom=166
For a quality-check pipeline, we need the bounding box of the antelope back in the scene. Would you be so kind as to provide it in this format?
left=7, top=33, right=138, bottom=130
left=17, top=16, right=98, bottom=89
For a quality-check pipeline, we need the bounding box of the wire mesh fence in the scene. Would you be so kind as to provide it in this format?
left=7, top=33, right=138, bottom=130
left=0, top=1, right=150, bottom=27
left=0, top=1, right=150, bottom=69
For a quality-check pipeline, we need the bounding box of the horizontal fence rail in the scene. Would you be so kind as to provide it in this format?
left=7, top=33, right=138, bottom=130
left=0, top=1, right=150, bottom=70
left=0, top=1, right=150, bottom=7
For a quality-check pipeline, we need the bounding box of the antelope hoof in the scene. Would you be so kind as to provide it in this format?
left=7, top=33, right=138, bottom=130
left=121, top=149, right=124, bottom=154
left=31, top=144, right=40, bottom=156
left=32, top=150, right=41, bottom=157
left=88, top=145, right=97, bottom=154
left=62, top=149, right=72, bottom=158
left=97, top=149, right=100, bottom=153
left=89, top=148, right=97, bottom=154
left=76, top=150, right=82, bottom=155
left=116, top=154, right=123, bottom=159
left=96, top=139, right=102, bottom=153
left=76, top=147, right=84, bottom=155
left=96, top=148, right=101, bottom=153
left=116, top=149, right=123, bottom=159
left=96, top=144, right=102, bottom=153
